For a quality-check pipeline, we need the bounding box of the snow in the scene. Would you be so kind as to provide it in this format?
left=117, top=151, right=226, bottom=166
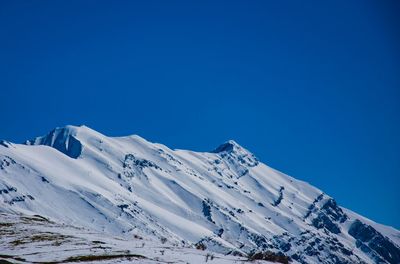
left=0, top=213, right=265, bottom=264
left=1, top=125, right=399, bottom=263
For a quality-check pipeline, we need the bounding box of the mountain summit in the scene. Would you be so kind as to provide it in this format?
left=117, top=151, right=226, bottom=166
left=26, top=125, right=84, bottom=158
left=1, top=125, right=399, bottom=263
left=212, top=140, right=243, bottom=153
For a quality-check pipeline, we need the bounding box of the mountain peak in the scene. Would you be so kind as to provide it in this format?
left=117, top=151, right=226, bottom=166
left=25, top=125, right=88, bottom=159
left=212, top=140, right=260, bottom=168
left=211, top=140, right=242, bottom=153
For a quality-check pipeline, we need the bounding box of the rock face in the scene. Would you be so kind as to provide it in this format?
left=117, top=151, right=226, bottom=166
left=26, top=126, right=83, bottom=159
left=349, top=220, right=400, bottom=264
left=1, top=125, right=399, bottom=264
left=310, top=198, right=347, bottom=234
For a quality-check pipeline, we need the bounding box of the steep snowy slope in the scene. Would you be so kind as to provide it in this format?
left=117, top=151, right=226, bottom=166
left=0, top=125, right=399, bottom=263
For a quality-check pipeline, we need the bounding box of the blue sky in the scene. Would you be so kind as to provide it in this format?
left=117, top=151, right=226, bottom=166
left=0, top=1, right=399, bottom=228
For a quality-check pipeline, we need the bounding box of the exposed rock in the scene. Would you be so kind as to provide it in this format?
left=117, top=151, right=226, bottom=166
left=27, top=127, right=82, bottom=159
left=272, top=186, right=284, bottom=207
left=310, top=198, right=347, bottom=234
left=349, top=220, right=400, bottom=264
left=202, top=200, right=213, bottom=223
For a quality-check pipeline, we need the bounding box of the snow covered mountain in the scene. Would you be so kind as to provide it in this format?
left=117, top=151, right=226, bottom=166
left=0, top=125, right=399, bottom=263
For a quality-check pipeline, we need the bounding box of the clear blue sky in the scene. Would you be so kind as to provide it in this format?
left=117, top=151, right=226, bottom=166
left=1, top=1, right=399, bottom=229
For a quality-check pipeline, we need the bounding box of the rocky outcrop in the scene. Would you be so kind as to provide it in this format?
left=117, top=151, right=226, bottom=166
left=349, top=220, right=400, bottom=264
left=26, top=127, right=82, bottom=159
left=308, top=198, right=347, bottom=234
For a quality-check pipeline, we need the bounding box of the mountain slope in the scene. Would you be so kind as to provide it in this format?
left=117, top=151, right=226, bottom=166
left=0, top=125, right=399, bottom=264
left=0, top=212, right=257, bottom=264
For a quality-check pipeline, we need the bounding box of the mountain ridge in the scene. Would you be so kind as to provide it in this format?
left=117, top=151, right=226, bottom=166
left=1, top=125, right=399, bottom=263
